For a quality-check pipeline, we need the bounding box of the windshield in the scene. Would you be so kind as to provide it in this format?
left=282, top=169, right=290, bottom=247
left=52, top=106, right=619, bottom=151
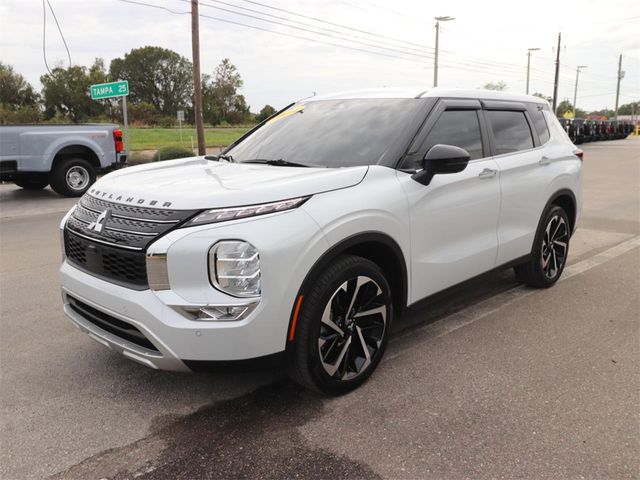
left=227, top=98, right=426, bottom=168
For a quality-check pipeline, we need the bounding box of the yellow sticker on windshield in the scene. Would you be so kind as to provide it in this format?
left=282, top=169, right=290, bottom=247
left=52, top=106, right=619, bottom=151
left=266, top=104, right=305, bottom=124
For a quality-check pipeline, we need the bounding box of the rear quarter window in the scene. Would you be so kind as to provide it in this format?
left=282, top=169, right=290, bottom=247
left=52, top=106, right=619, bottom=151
left=527, top=103, right=551, bottom=144
left=487, top=110, right=534, bottom=155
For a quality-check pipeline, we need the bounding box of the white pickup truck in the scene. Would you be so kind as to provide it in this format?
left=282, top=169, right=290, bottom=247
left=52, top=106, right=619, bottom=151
left=0, top=124, right=126, bottom=196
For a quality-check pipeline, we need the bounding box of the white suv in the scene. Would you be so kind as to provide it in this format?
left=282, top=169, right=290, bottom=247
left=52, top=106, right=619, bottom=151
left=59, top=88, right=582, bottom=394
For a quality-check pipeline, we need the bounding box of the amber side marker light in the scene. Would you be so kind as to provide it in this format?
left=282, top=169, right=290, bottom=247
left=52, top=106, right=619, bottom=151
left=288, top=295, right=304, bottom=341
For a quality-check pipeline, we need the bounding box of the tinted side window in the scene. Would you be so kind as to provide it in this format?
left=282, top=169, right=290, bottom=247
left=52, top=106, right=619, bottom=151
left=526, top=103, right=551, bottom=144
left=487, top=110, right=534, bottom=155
left=422, top=110, right=484, bottom=160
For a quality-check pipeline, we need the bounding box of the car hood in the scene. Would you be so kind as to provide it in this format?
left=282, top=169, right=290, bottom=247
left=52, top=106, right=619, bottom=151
left=88, top=157, right=368, bottom=210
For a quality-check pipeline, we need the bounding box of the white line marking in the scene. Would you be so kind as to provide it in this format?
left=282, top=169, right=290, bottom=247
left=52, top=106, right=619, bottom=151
left=385, top=235, right=640, bottom=362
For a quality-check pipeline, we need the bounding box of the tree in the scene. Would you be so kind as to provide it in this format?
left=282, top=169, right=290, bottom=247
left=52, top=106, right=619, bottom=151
left=555, top=100, right=586, bottom=118
left=0, top=63, right=39, bottom=109
left=202, top=58, right=250, bottom=125
left=555, top=100, right=573, bottom=117
left=256, top=104, right=276, bottom=122
left=482, top=81, right=507, bottom=91
left=109, top=46, right=193, bottom=116
left=587, top=108, right=614, bottom=118
left=618, top=101, right=639, bottom=115
left=40, top=59, right=108, bottom=122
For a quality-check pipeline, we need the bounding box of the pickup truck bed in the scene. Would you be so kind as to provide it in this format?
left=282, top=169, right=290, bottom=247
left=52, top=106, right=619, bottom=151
left=0, top=124, right=126, bottom=197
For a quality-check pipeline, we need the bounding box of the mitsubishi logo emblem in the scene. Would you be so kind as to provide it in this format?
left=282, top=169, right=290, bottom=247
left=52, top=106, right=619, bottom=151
left=87, top=209, right=111, bottom=234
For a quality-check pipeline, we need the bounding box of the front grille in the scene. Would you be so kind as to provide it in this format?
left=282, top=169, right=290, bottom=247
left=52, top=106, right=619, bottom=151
left=64, top=194, right=199, bottom=288
left=68, top=295, right=159, bottom=352
left=65, top=231, right=148, bottom=288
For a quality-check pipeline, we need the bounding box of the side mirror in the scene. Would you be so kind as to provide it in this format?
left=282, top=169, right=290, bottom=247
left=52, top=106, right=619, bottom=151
left=412, top=144, right=471, bottom=185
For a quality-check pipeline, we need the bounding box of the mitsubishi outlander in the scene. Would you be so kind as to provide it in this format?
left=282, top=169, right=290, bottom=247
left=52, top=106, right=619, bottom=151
left=59, top=88, right=582, bottom=394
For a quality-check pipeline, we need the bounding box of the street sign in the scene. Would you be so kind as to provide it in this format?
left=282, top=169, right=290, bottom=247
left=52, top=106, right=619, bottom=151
left=90, top=80, right=129, bottom=100
left=90, top=80, right=130, bottom=155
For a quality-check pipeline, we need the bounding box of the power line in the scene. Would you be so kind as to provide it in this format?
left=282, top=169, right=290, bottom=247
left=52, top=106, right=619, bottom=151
left=42, top=0, right=52, bottom=74
left=182, top=0, right=434, bottom=59
left=236, top=0, right=433, bottom=51
left=194, top=0, right=432, bottom=57
left=115, top=0, right=428, bottom=64
left=42, top=0, right=72, bottom=72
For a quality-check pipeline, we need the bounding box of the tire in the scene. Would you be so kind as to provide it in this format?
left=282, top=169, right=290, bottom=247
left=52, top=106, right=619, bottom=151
left=13, top=174, right=49, bottom=190
left=49, top=157, right=96, bottom=197
left=288, top=255, right=394, bottom=395
left=514, top=205, right=571, bottom=288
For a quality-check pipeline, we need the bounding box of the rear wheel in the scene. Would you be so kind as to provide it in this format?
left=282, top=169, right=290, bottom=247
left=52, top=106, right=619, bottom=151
left=288, top=255, right=393, bottom=394
left=514, top=205, right=570, bottom=288
left=49, top=157, right=96, bottom=197
left=13, top=174, right=49, bottom=190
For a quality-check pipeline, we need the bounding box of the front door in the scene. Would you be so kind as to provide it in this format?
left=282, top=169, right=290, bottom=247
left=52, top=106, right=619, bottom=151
left=398, top=101, right=501, bottom=303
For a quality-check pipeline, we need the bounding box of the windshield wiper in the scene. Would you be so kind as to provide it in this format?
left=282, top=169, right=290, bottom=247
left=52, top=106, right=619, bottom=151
left=204, top=153, right=235, bottom=163
left=242, top=159, right=317, bottom=168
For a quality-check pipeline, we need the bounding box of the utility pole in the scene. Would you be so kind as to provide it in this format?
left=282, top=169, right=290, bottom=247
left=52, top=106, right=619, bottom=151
left=433, top=16, right=454, bottom=87
left=552, top=32, right=561, bottom=114
left=191, top=0, right=206, bottom=155
left=614, top=54, right=624, bottom=120
left=526, top=47, right=540, bottom=94
left=573, top=65, right=587, bottom=118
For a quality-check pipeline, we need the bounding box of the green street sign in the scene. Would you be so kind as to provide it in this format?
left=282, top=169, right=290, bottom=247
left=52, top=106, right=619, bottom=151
left=90, top=80, right=129, bottom=100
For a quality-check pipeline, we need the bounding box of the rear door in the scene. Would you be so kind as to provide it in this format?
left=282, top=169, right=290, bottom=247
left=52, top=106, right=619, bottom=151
left=398, top=99, right=501, bottom=303
left=482, top=101, right=551, bottom=264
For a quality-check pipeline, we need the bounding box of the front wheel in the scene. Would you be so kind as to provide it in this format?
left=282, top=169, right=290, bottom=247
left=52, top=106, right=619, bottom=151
left=288, top=255, right=393, bottom=395
left=514, top=205, right=570, bottom=288
left=49, top=157, right=96, bottom=197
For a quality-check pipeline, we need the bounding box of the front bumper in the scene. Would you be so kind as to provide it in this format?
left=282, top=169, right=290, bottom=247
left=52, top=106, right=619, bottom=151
left=59, top=205, right=330, bottom=371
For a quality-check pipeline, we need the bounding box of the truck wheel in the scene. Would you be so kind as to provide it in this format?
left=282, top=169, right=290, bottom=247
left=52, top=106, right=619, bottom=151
left=288, top=255, right=393, bottom=395
left=514, top=205, right=570, bottom=288
left=50, top=158, right=96, bottom=197
left=13, top=174, right=49, bottom=190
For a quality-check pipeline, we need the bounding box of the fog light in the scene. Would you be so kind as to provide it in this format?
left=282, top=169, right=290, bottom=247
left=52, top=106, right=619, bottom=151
left=178, top=302, right=257, bottom=321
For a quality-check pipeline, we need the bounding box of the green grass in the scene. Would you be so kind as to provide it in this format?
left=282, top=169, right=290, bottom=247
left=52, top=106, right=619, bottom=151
left=127, top=127, right=251, bottom=151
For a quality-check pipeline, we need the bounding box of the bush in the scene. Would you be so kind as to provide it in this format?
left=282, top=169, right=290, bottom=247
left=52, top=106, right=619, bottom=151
left=152, top=145, right=194, bottom=162
left=156, top=115, right=175, bottom=128
left=128, top=101, right=158, bottom=126
left=0, top=105, right=42, bottom=124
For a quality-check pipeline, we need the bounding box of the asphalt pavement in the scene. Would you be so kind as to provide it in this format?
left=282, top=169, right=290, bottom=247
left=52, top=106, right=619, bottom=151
left=0, top=137, right=638, bottom=479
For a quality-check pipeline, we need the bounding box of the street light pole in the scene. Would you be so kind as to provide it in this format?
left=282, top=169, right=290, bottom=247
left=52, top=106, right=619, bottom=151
left=552, top=32, right=562, bottom=114
left=526, top=47, right=540, bottom=94
left=614, top=54, right=624, bottom=120
left=433, top=16, right=454, bottom=87
left=573, top=65, right=587, bottom=118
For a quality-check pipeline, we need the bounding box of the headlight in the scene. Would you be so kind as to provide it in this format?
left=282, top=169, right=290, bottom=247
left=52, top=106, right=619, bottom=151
left=186, top=196, right=310, bottom=227
left=209, top=241, right=260, bottom=297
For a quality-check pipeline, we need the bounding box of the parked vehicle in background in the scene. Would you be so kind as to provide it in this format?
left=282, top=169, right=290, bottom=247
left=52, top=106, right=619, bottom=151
left=0, top=124, right=126, bottom=197
left=59, top=88, right=583, bottom=394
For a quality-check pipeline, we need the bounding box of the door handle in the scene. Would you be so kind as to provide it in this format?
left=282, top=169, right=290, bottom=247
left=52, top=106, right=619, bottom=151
left=478, top=168, right=497, bottom=178
left=539, top=156, right=551, bottom=166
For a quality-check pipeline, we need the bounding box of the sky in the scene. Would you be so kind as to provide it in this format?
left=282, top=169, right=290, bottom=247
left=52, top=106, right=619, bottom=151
left=1, top=0, right=639, bottom=113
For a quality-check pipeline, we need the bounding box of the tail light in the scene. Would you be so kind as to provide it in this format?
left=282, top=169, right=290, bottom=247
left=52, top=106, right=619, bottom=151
left=573, top=148, right=584, bottom=161
left=113, top=129, right=124, bottom=153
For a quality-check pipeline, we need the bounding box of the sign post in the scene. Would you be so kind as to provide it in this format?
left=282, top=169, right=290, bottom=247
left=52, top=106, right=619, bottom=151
left=90, top=80, right=130, bottom=155
left=177, top=110, right=185, bottom=142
